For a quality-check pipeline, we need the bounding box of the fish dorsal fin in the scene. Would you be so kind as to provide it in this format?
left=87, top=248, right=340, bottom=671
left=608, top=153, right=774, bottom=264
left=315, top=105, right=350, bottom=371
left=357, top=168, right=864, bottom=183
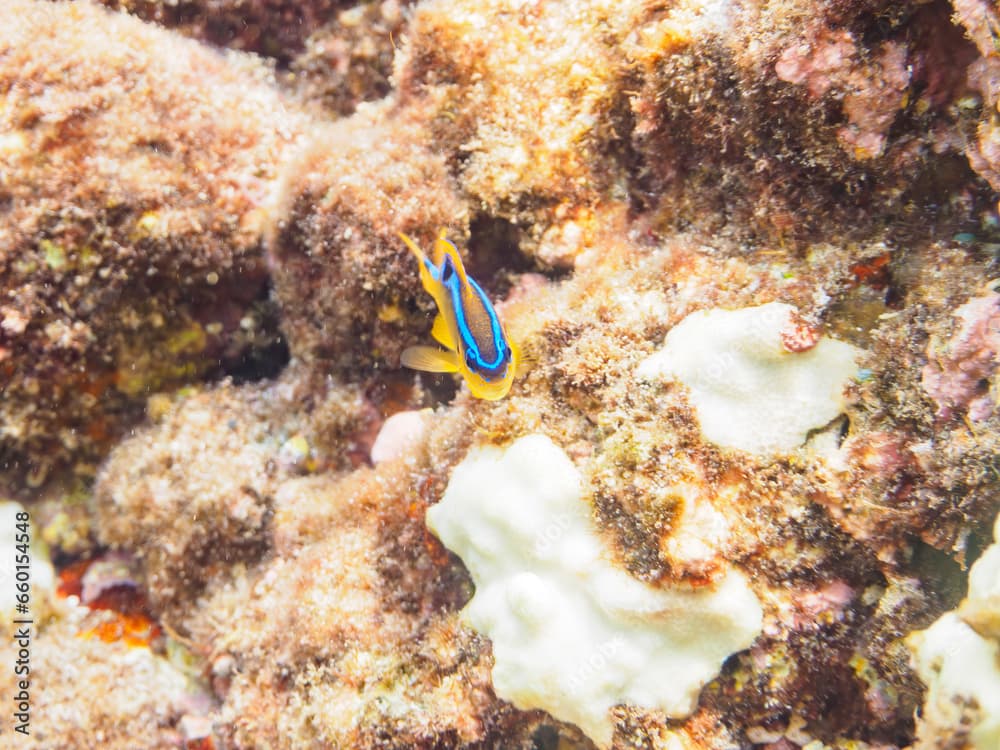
left=431, top=313, right=457, bottom=349
left=401, top=345, right=459, bottom=373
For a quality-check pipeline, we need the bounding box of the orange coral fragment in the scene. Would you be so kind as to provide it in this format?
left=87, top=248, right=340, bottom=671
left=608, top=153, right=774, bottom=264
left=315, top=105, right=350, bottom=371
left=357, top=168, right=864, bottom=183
left=79, top=611, right=162, bottom=648
left=58, top=556, right=163, bottom=647
left=56, top=558, right=91, bottom=599
left=850, top=252, right=891, bottom=287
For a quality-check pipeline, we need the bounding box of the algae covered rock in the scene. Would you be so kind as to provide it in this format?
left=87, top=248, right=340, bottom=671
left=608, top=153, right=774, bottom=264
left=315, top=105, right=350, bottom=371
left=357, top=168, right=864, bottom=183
left=267, top=110, right=467, bottom=372
left=0, top=0, right=309, bottom=481
left=97, top=0, right=348, bottom=63
left=4, top=0, right=1000, bottom=747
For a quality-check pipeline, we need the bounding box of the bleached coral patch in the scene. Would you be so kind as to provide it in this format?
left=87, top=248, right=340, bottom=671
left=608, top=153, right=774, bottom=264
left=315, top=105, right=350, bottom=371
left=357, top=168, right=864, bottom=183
left=638, top=302, right=861, bottom=455
left=908, top=513, right=1000, bottom=750
left=426, top=434, right=762, bottom=748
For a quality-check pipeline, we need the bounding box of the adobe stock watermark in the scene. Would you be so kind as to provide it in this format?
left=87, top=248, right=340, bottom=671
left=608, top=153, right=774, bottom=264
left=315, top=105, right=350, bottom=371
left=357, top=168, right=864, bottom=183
left=565, top=636, right=627, bottom=696
left=9, top=508, right=33, bottom=738
left=533, top=512, right=575, bottom=556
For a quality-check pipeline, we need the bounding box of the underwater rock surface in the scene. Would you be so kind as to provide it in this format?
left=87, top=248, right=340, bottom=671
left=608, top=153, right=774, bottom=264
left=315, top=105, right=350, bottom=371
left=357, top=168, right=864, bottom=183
left=2, top=0, right=999, bottom=748
left=0, top=0, right=309, bottom=482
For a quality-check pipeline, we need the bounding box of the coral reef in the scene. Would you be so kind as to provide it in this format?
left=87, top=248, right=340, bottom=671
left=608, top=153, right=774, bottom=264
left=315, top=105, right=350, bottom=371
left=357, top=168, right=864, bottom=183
left=90, top=366, right=543, bottom=747
left=0, top=0, right=309, bottom=481
left=96, top=0, right=347, bottom=63
left=3, top=0, right=999, bottom=747
left=94, top=366, right=379, bottom=611
left=267, top=110, right=468, bottom=374
left=287, top=1, right=411, bottom=117
left=6, top=615, right=206, bottom=750
left=952, top=0, right=1000, bottom=193
left=921, top=289, right=1000, bottom=423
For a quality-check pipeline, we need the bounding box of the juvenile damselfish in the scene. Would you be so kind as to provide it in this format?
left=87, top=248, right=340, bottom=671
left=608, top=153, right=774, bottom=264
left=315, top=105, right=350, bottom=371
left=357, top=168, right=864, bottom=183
left=399, top=229, right=520, bottom=400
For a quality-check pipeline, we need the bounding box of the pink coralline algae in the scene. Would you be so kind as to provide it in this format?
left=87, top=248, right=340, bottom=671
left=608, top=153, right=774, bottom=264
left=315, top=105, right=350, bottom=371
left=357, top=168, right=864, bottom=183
left=774, top=29, right=857, bottom=99
left=921, top=291, right=1000, bottom=422
left=953, top=0, right=1000, bottom=191
left=369, top=409, right=429, bottom=464
left=775, top=31, right=911, bottom=159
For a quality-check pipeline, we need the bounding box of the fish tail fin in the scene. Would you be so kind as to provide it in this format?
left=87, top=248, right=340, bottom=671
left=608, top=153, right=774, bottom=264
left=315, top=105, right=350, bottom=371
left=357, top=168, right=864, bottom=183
left=431, top=231, right=467, bottom=279
left=398, top=232, right=426, bottom=263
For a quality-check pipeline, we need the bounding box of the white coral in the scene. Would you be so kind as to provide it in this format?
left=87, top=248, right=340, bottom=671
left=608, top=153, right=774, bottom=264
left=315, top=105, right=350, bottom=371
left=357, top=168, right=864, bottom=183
left=426, top=434, right=762, bottom=748
left=909, top=514, right=1000, bottom=749
left=638, top=302, right=860, bottom=455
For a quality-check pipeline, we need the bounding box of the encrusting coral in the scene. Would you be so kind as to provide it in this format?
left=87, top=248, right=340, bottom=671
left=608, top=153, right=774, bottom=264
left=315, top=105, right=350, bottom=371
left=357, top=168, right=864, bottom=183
left=637, top=302, right=860, bottom=455
left=426, top=434, right=763, bottom=748
left=4, top=0, right=1000, bottom=747
left=909, top=513, right=1000, bottom=749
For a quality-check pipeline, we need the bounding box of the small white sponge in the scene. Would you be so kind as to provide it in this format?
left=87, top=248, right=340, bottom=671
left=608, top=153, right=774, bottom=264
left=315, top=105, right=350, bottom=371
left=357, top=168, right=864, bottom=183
left=426, top=434, right=763, bottom=747
left=637, top=302, right=860, bottom=455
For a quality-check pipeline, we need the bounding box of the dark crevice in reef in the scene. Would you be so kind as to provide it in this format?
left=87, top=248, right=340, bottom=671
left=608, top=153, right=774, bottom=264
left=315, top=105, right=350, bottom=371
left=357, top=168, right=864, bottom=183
left=467, top=214, right=532, bottom=291
left=96, top=0, right=351, bottom=68
left=468, top=213, right=574, bottom=285
left=209, top=280, right=291, bottom=385
left=414, top=372, right=460, bottom=409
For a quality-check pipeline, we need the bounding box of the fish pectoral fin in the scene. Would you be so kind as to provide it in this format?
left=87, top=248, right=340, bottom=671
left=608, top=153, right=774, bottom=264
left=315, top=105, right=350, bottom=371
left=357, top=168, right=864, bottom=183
left=510, top=339, right=535, bottom=376
left=401, top=346, right=459, bottom=373
left=430, top=313, right=457, bottom=349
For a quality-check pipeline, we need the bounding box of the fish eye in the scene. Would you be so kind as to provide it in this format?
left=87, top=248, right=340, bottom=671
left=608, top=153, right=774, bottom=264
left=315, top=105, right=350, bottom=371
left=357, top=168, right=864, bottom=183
left=441, top=257, right=456, bottom=282
left=464, top=349, right=478, bottom=369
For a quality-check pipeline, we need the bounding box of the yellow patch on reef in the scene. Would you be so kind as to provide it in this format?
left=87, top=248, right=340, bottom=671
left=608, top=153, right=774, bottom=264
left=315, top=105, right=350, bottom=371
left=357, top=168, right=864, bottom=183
left=165, top=323, right=207, bottom=355
left=133, top=210, right=163, bottom=239
left=146, top=393, right=175, bottom=421
left=635, top=18, right=693, bottom=64
left=40, top=238, right=67, bottom=270
left=115, top=323, right=209, bottom=396
left=377, top=303, right=403, bottom=323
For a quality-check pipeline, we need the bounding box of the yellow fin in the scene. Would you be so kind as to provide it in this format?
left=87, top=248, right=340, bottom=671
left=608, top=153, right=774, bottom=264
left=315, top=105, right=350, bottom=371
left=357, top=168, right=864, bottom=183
left=398, top=232, right=426, bottom=262
left=511, top=339, right=536, bottom=376
left=431, top=313, right=456, bottom=349
left=431, top=234, right=469, bottom=282
left=401, top=346, right=459, bottom=373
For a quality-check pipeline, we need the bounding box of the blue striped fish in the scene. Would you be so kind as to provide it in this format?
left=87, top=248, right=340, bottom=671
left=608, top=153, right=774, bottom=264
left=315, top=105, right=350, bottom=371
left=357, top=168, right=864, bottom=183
left=399, top=230, right=520, bottom=400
